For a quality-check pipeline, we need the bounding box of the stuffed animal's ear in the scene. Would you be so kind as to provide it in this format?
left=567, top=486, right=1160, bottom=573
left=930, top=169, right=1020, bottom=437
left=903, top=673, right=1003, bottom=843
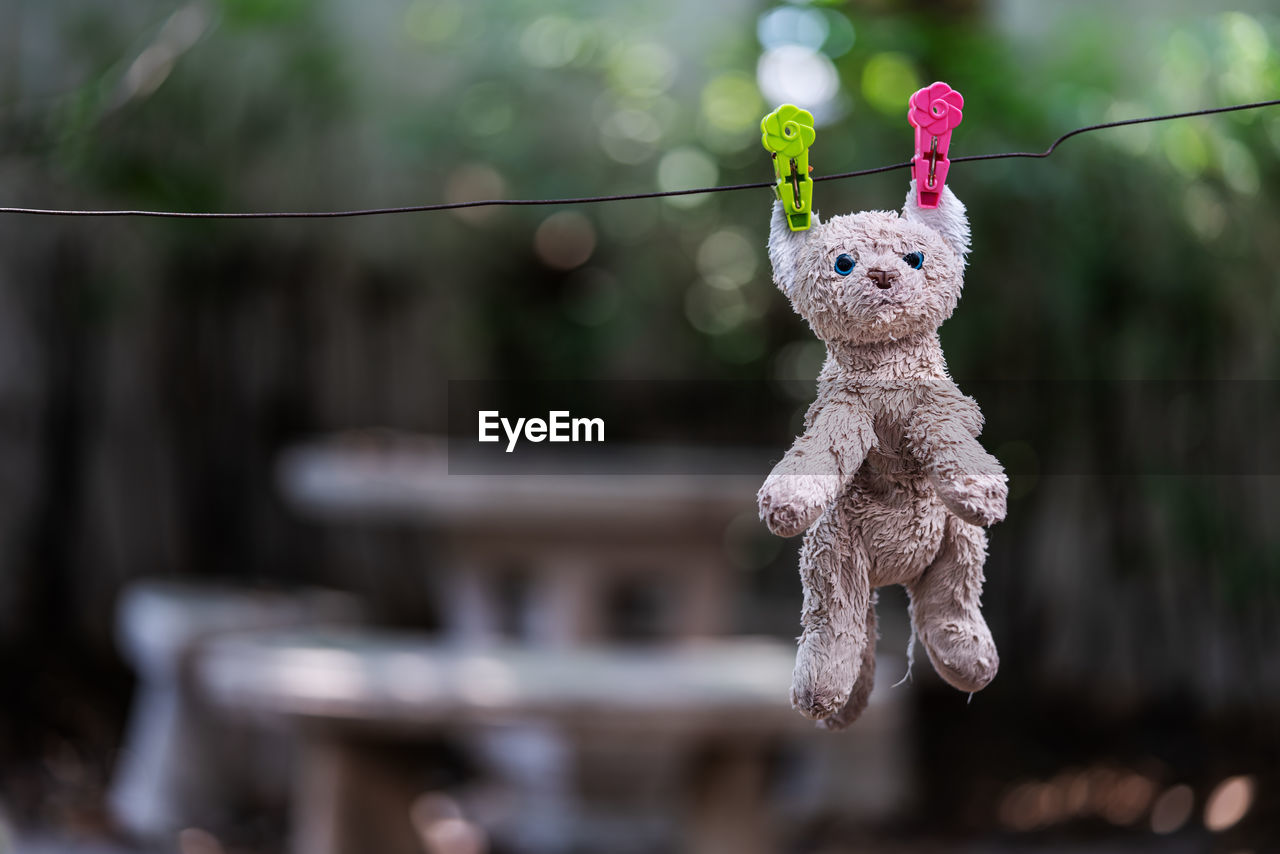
left=767, top=201, right=820, bottom=296
left=902, top=180, right=970, bottom=265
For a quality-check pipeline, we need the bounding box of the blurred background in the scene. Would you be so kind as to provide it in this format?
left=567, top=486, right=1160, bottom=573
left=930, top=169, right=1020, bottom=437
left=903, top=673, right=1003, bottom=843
left=1, top=0, right=1279, bottom=852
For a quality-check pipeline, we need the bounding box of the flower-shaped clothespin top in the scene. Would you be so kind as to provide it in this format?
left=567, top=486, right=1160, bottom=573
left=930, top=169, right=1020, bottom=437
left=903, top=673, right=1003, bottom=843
left=908, top=82, right=964, bottom=209
left=761, top=104, right=816, bottom=231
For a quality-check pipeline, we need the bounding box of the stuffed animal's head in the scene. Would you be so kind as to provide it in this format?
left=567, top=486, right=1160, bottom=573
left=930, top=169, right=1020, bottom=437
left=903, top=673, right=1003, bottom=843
left=768, top=181, right=971, bottom=345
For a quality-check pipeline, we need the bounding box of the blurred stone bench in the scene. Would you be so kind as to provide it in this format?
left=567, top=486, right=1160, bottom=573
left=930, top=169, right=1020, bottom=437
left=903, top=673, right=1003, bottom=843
left=244, top=434, right=913, bottom=853
left=192, top=629, right=908, bottom=854
left=108, top=581, right=362, bottom=840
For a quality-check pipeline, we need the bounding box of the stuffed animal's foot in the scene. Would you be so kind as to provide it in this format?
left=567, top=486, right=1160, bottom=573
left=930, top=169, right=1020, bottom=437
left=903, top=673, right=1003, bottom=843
left=933, top=472, right=1007, bottom=527
left=791, top=505, right=873, bottom=722
left=790, top=630, right=859, bottom=720
left=814, top=597, right=879, bottom=731
left=792, top=599, right=879, bottom=724
left=918, top=616, right=999, bottom=693
left=909, top=515, right=999, bottom=694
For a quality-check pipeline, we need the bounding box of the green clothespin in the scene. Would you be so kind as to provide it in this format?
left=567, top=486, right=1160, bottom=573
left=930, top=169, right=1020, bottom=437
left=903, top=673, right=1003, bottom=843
left=760, top=104, right=816, bottom=231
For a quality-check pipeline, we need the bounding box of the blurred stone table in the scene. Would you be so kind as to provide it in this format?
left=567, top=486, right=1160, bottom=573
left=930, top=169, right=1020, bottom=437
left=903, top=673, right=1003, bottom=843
left=250, top=434, right=911, bottom=854
left=276, top=434, right=770, bottom=645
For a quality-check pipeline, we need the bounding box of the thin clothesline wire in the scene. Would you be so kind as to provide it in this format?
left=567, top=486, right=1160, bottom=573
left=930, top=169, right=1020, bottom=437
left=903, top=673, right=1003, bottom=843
left=1, top=97, right=1277, bottom=220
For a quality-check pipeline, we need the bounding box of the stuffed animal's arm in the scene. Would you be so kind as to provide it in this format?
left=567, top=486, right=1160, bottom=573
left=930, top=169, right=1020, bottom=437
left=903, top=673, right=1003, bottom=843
left=758, top=401, right=875, bottom=537
left=767, top=201, right=817, bottom=296
left=906, top=384, right=1007, bottom=527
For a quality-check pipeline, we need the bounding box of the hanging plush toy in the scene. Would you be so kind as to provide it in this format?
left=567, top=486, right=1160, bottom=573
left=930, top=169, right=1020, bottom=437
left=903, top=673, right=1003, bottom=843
left=757, top=84, right=1007, bottom=730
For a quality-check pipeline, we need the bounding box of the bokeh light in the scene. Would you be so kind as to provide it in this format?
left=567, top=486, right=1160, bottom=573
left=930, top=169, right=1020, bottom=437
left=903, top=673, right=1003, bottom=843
left=444, top=164, right=507, bottom=225
left=757, top=6, right=828, bottom=53
left=1163, top=122, right=1211, bottom=177
left=608, top=43, right=677, bottom=98
left=1099, top=773, right=1156, bottom=826
left=1217, top=137, right=1260, bottom=195
left=520, top=16, right=590, bottom=68
left=757, top=4, right=854, bottom=58
left=756, top=45, right=841, bottom=121
left=817, top=9, right=856, bottom=58
left=118, top=4, right=209, bottom=104
left=411, top=793, right=488, bottom=854
left=534, top=212, right=597, bottom=270
left=656, top=147, right=718, bottom=208
left=685, top=282, right=748, bottom=335
left=696, top=228, right=758, bottom=290
left=599, top=108, right=663, bottom=165
left=699, top=72, right=764, bottom=152
left=1150, top=784, right=1195, bottom=834
left=1102, top=102, right=1154, bottom=155
left=1158, top=31, right=1211, bottom=107
left=177, top=827, right=225, bottom=854
left=1182, top=183, right=1227, bottom=241
left=1204, top=775, right=1255, bottom=832
left=860, top=52, right=921, bottom=117
left=404, top=0, right=462, bottom=44
left=996, top=767, right=1163, bottom=832
left=458, top=82, right=516, bottom=138
left=1218, top=13, right=1270, bottom=101
left=596, top=197, right=658, bottom=244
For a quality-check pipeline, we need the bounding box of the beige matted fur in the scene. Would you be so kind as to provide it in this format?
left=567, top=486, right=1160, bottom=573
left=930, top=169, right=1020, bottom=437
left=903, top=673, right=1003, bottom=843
left=758, top=181, right=1006, bottom=730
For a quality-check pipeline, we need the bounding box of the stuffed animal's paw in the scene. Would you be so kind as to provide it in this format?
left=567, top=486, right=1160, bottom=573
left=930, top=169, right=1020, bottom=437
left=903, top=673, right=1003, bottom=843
left=934, top=472, right=1008, bottom=527
left=757, top=474, right=833, bottom=537
left=919, top=617, right=999, bottom=694
left=790, top=681, right=849, bottom=721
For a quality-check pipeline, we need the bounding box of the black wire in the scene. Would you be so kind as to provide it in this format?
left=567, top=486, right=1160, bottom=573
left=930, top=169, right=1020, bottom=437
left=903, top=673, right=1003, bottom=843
left=2, top=98, right=1277, bottom=219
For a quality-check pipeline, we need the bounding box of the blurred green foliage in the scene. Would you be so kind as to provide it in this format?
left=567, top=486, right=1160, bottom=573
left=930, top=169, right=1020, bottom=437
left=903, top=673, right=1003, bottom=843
left=14, top=1, right=1280, bottom=379
left=2, top=0, right=1279, bottom=703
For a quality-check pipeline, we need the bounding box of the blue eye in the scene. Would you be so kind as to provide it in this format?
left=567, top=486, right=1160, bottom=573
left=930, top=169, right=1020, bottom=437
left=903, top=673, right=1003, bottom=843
left=834, top=254, right=856, bottom=276
left=903, top=251, right=924, bottom=269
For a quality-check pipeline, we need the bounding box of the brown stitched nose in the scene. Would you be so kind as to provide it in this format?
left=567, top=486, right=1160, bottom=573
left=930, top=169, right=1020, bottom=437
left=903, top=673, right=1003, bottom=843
left=868, top=269, right=897, bottom=289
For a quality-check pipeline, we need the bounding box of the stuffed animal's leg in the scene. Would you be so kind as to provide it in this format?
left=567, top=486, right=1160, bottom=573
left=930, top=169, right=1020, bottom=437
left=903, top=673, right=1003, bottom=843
left=906, top=514, right=999, bottom=693
left=816, top=592, right=878, bottom=731
left=791, top=509, right=872, bottom=720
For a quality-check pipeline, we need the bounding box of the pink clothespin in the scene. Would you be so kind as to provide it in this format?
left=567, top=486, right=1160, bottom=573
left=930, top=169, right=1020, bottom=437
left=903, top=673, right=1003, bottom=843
left=907, top=81, right=964, bottom=209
